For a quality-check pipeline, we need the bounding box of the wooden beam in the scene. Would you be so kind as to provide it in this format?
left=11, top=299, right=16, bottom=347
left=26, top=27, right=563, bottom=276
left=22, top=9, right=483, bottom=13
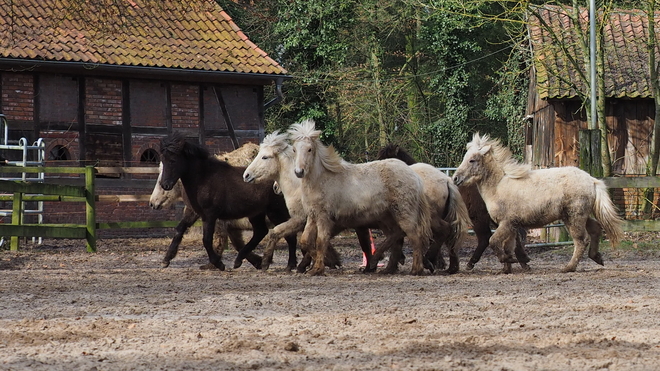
left=0, top=180, right=85, bottom=197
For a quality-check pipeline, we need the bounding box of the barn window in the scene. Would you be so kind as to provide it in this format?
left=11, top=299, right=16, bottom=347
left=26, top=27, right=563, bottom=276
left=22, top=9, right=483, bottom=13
left=48, top=145, right=70, bottom=161
left=140, top=148, right=159, bottom=164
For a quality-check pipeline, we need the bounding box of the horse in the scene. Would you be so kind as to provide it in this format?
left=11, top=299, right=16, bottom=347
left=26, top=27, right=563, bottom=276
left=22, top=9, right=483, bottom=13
left=158, top=132, right=297, bottom=271
left=452, top=133, right=624, bottom=273
left=150, top=163, right=260, bottom=269
left=376, top=144, right=530, bottom=271
left=289, top=119, right=432, bottom=276
left=376, top=144, right=471, bottom=274
left=243, top=130, right=369, bottom=272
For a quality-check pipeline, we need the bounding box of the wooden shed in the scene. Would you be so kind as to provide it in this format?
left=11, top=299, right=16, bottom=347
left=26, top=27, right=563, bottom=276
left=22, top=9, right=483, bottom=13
left=0, top=0, right=290, bottom=167
left=526, top=5, right=657, bottom=177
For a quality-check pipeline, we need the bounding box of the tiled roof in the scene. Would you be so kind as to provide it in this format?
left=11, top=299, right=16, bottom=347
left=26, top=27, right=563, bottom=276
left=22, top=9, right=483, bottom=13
left=529, top=5, right=657, bottom=99
left=0, top=0, right=287, bottom=76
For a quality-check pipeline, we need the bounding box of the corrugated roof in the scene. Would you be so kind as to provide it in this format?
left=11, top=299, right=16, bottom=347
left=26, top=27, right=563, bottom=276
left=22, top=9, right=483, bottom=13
left=0, top=0, right=287, bottom=76
left=529, top=5, right=657, bottom=99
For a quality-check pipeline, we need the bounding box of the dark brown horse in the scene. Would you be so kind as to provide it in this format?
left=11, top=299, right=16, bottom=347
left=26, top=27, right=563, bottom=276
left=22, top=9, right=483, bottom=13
left=376, top=144, right=530, bottom=270
left=159, top=132, right=297, bottom=270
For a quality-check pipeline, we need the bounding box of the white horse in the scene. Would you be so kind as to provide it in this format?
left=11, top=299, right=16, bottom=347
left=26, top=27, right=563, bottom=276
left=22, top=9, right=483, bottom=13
left=149, top=143, right=261, bottom=268
left=242, top=131, right=367, bottom=272
left=453, top=133, right=624, bottom=273
left=289, top=119, right=432, bottom=276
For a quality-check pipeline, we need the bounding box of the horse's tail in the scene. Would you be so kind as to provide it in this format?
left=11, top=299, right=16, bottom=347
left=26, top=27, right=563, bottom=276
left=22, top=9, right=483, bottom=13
left=593, top=179, right=624, bottom=247
left=443, top=180, right=470, bottom=251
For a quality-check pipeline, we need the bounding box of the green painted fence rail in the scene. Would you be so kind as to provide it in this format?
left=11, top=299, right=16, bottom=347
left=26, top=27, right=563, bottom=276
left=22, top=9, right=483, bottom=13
left=0, top=166, right=96, bottom=251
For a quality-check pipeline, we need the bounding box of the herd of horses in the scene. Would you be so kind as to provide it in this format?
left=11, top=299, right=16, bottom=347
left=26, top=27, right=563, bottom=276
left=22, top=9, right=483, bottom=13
left=151, top=119, right=624, bottom=276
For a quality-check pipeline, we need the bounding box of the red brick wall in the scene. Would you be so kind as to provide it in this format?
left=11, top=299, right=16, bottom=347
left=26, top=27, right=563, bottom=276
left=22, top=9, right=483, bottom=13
left=171, top=83, right=199, bottom=129
left=1, top=73, right=34, bottom=124
left=85, top=78, right=123, bottom=126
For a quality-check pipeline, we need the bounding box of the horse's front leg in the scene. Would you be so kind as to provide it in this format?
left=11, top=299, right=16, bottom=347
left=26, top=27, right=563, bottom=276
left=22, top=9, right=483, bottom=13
left=200, top=218, right=225, bottom=270
left=514, top=227, right=531, bottom=271
left=296, top=217, right=317, bottom=273
left=162, top=206, right=198, bottom=268
left=308, top=217, right=332, bottom=276
left=489, top=223, right=517, bottom=274
left=260, top=217, right=304, bottom=271
left=233, top=215, right=267, bottom=269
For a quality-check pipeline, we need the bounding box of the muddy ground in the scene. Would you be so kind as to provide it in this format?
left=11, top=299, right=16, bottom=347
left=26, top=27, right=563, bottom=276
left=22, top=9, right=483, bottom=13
left=0, top=231, right=659, bottom=371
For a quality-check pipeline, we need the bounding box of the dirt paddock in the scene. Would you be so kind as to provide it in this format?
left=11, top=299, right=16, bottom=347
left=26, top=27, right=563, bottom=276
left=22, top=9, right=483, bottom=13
left=0, top=232, right=659, bottom=370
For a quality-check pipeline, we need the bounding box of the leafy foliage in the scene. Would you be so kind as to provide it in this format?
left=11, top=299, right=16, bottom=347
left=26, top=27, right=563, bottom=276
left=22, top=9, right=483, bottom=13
left=218, top=0, right=529, bottom=165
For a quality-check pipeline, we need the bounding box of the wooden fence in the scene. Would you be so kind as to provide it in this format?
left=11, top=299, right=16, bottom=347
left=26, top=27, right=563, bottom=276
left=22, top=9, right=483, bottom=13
left=0, top=165, right=185, bottom=251
left=0, top=165, right=658, bottom=252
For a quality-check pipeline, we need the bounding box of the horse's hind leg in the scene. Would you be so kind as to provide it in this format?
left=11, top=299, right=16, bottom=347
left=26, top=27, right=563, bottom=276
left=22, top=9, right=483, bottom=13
left=201, top=218, right=225, bottom=270
left=466, top=217, right=492, bottom=270
left=514, top=227, right=531, bottom=271
left=162, top=206, right=198, bottom=268
left=226, top=225, right=262, bottom=270
left=355, top=227, right=376, bottom=273
left=586, top=217, right=604, bottom=266
left=284, top=234, right=299, bottom=272
left=426, top=220, right=449, bottom=272
left=234, top=215, right=267, bottom=269
left=562, top=219, right=590, bottom=273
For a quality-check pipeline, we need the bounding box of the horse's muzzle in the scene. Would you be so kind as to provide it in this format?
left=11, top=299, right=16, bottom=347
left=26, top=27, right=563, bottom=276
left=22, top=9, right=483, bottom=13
left=294, top=169, right=304, bottom=178
left=243, top=173, right=253, bottom=183
left=452, top=175, right=463, bottom=186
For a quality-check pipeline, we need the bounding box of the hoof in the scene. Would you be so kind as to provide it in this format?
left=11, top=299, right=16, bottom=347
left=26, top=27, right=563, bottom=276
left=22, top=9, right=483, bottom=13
left=307, top=267, right=325, bottom=276
left=591, top=253, right=604, bottom=266
left=233, top=258, right=243, bottom=269
left=519, top=262, right=531, bottom=271
left=200, top=262, right=225, bottom=271
left=500, top=262, right=512, bottom=274
left=161, top=260, right=171, bottom=268
left=466, top=261, right=475, bottom=270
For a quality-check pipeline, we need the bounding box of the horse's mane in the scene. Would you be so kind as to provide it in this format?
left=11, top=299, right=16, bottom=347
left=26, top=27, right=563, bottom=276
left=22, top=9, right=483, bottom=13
left=261, top=130, right=291, bottom=154
left=288, top=119, right=346, bottom=173
left=376, top=144, right=417, bottom=165
left=161, top=132, right=210, bottom=160
left=469, top=133, right=530, bottom=178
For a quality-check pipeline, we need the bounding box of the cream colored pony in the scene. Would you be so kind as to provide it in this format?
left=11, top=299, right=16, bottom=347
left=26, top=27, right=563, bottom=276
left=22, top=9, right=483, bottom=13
left=290, top=119, right=432, bottom=276
left=243, top=131, right=368, bottom=272
left=453, top=133, right=624, bottom=273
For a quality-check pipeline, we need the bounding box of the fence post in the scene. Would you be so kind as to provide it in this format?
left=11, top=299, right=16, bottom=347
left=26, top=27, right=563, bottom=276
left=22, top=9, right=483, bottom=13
left=85, top=166, right=96, bottom=252
left=10, top=191, right=23, bottom=251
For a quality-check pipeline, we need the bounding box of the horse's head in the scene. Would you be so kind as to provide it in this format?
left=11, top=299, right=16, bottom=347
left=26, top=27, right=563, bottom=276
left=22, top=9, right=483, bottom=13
left=452, top=133, right=492, bottom=187
left=376, top=143, right=417, bottom=165
left=159, top=132, right=204, bottom=190
left=288, top=119, right=321, bottom=179
left=150, top=162, right=183, bottom=209
left=243, top=131, right=288, bottom=184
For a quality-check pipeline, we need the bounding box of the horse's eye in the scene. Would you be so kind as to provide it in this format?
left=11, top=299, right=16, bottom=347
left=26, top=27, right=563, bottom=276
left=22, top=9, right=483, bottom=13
left=307, top=148, right=311, bottom=153
left=292, top=148, right=296, bottom=153
left=262, top=155, right=269, bottom=160
left=469, top=159, right=476, bottom=163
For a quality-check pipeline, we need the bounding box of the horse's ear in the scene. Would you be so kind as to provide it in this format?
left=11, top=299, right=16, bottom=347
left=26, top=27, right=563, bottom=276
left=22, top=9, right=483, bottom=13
left=479, top=145, right=491, bottom=155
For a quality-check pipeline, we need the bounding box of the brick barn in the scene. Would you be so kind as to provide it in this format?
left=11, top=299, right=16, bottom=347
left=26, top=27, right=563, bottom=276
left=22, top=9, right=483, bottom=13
left=0, top=0, right=290, bottom=236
